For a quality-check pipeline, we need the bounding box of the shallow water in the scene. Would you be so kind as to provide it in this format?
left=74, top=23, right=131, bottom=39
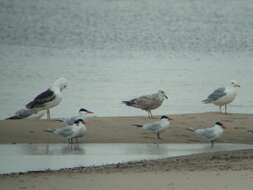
left=1, top=48, right=253, bottom=118
left=1, top=0, right=253, bottom=118
left=0, top=143, right=253, bottom=174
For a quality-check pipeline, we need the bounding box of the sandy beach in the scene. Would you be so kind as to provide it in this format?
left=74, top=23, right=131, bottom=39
left=0, top=112, right=252, bottom=144
left=1, top=112, right=253, bottom=190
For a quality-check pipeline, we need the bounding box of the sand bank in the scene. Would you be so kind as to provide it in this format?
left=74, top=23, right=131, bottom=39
left=0, top=112, right=252, bottom=144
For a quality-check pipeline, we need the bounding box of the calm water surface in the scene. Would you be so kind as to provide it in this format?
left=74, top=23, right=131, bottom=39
left=0, top=143, right=253, bottom=174
left=0, top=0, right=253, bottom=118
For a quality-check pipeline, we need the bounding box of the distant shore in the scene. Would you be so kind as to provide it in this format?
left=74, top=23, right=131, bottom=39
left=0, top=112, right=252, bottom=144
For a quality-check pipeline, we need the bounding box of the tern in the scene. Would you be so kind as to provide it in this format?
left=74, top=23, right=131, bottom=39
left=133, top=115, right=173, bottom=140
left=45, top=118, right=87, bottom=144
left=54, top=108, right=94, bottom=125
left=187, top=121, right=226, bottom=148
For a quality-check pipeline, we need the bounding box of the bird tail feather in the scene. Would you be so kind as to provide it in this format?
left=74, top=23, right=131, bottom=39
left=186, top=127, right=195, bottom=132
left=52, top=119, right=64, bottom=122
left=202, top=99, right=211, bottom=104
left=132, top=124, right=143, bottom=128
left=6, top=116, right=20, bottom=120
left=44, top=129, right=56, bottom=133
left=122, top=100, right=136, bottom=106
left=122, top=101, right=132, bottom=106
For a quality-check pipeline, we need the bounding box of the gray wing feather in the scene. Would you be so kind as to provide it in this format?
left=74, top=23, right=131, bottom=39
left=6, top=109, right=33, bottom=119
left=144, top=121, right=161, bottom=132
left=203, top=88, right=226, bottom=103
left=54, top=116, right=81, bottom=125
left=56, top=127, right=74, bottom=137
left=196, top=128, right=216, bottom=139
left=209, top=88, right=226, bottom=99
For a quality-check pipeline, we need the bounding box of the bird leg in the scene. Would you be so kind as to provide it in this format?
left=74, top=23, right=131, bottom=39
left=150, top=111, right=153, bottom=119
left=46, top=109, right=51, bottom=120
left=146, top=111, right=151, bottom=119
left=156, top=131, right=161, bottom=140
left=210, top=140, right=214, bottom=148
left=225, top=104, right=227, bottom=114
left=147, top=111, right=153, bottom=119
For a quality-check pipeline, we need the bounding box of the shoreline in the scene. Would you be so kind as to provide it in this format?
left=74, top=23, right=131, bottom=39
left=1, top=149, right=253, bottom=190
left=1, top=148, right=253, bottom=177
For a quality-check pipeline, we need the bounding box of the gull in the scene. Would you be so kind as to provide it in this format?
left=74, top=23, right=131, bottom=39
left=54, top=108, right=94, bottom=125
left=132, top=115, right=173, bottom=140
left=26, top=77, right=68, bottom=120
left=45, top=118, right=87, bottom=144
left=187, top=122, right=226, bottom=148
left=6, top=108, right=46, bottom=120
left=202, top=80, right=240, bottom=114
left=122, top=90, right=168, bottom=118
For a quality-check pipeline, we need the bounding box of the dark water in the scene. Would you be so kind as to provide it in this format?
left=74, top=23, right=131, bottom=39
left=0, top=143, right=253, bottom=174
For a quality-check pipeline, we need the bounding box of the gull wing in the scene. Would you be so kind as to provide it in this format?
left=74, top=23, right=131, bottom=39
left=203, top=87, right=226, bottom=103
left=26, top=89, right=56, bottom=109
left=132, top=94, right=160, bottom=109
left=6, top=109, right=33, bottom=119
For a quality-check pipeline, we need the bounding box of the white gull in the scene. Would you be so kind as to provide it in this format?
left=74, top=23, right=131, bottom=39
left=26, top=77, right=68, bottom=119
left=202, top=80, right=240, bottom=113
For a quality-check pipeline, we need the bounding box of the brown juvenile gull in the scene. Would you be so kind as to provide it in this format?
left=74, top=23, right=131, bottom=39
left=122, top=90, right=168, bottom=118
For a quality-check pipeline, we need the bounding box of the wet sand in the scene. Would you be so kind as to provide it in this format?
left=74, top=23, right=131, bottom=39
left=0, top=112, right=252, bottom=144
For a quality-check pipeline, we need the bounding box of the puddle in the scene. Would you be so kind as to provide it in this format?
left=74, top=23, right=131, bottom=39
left=0, top=143, right=252, bottom=174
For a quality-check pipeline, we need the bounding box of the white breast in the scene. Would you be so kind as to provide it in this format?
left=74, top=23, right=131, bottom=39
left=213, top=87, right=237, bottom=105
